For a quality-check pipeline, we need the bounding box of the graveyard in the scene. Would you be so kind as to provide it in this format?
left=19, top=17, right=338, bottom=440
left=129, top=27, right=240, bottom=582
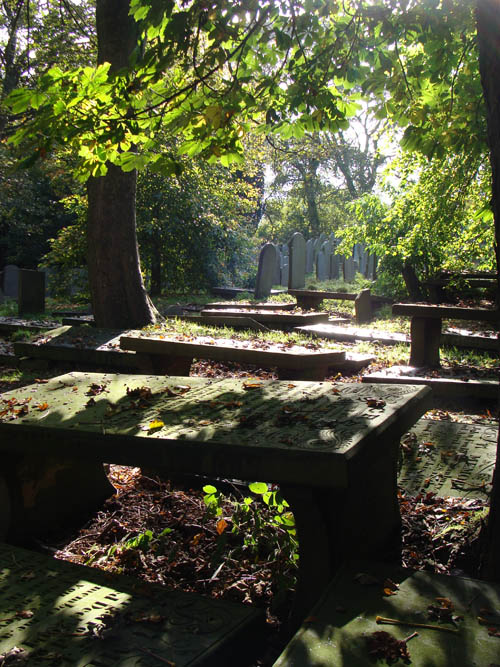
left=2, top=1, right=500, bottom=663
left=1, top=245, right=499, bottom=664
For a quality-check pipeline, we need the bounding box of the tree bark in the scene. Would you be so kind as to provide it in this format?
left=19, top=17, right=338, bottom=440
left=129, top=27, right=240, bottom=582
left=87, top=0, right=158, bottom=328
left=476, top=0, right=500, bottom=582
left=401, top=261, right=424, bottom=301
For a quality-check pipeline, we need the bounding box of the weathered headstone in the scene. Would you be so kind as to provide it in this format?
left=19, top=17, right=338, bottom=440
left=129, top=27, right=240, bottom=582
left=288, top=232, right=306, bottom=289
left=18, top=269, right=45, bottom=315
left=316, top=248, right=328, bottom=281
left=354, top=288, right=372, bottom=324
left=330, top=254, right=341, bottom=280
left=344, top=257, right=355, bottom=282
left=3, top=265, right=19, bottom=298
left=306, top=239, right=314, bottom=274
left=367, top=253, right=377, bottom=280
left=255, top=243, right=277, bottom=298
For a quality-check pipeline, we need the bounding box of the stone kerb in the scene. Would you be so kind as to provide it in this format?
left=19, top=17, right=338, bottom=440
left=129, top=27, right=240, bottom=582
left=255, top=243, right=278, bottom=298
left=288, top=232, right=306, bottom=289
left=2, top=265, right=19, bottom=298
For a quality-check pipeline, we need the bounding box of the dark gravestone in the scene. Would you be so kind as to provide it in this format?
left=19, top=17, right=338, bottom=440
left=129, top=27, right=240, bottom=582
left=18, top=269, right=45, bottom=315
left=254, top=243, right=277, bottom=298
left=288, top=232, right=306, bottom=289
left=330, top=254, right=341, bottom=280
left=3, top=265, right=19, bottom=298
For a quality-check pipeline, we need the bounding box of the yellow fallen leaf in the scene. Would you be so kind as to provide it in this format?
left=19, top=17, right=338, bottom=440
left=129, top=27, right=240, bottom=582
left=148, top=419, right=164, bottom=430
left=216, top=519, right=228, bottom=535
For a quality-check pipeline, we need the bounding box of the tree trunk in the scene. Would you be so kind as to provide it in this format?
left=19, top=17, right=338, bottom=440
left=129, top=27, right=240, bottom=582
left=87, top=0, right=158, bottom=328
left=401, top=261, right=423, bottom=301
left=476, top=0, right=500, bottom=582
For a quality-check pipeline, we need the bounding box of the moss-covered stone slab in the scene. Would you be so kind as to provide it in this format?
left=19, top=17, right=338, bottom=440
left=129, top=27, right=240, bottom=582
left=398, top=419, right=496, bottom=498
left=120, top=333, right=346, bottom=380
left=200, top=308, right=329, bottom=326
left=274, top=560, right=500, bottom=666
left=0, top=542, right=262, bottom=666
left=12, top=325, right=144, bottom=370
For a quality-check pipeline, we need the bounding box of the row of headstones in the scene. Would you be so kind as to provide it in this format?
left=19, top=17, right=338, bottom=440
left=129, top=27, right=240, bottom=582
left=255, top=233, right=377, bottom=297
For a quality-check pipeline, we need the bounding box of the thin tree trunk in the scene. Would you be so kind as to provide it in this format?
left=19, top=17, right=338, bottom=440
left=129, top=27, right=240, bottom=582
left=476, top=0, right=500, bottom=582
left=401, top=261, right=423, bottom=301
left=87, top=0, right=158, bottom=328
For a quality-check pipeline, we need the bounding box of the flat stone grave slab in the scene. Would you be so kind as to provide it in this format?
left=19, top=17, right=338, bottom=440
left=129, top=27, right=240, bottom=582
left=273, top=560, right=500, bottom=667
left=181, top=314, right=271, bottom=331
left=398, top=418, right=496, bottom=497
left=12, top=325, right=145, bottom=370
left=0, top=542, right=261, bottom=667
left=363, top=366, right=499, bottom=399
left=296, top=323, right=497, bottom=351
left=207, top=301, right=295, bottom=311
left=211, top=287, right=285, bottom=298
left=0, top=316, right=60, bottom=335
left=120, top=332, right=346, bottom=380
left=297, top=323, right=409, bottom=345
left=200, top=308, right=329, bottom=327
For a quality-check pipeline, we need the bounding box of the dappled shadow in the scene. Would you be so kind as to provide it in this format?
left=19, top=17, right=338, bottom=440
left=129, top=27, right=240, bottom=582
left=275, top=560, right=500, bottom=666
left=0, top=541, right=260, bottom=665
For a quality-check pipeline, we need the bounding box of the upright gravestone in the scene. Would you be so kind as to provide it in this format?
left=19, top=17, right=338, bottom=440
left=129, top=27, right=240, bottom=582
left=288, top=232, right=306, bottom=289
left=316, top=248, right=328, bottom=281
left=254, top=243, right=277, bottom=299
left=367, top=253, right=377, bottom=280
left=280, top=255, right=289, bottom=287
left=358, top=246, right=368, bottom=276
left=3, top=265, right=19, bottom=298
left=330, top=254, right=341, bottom=280
left=18, top=269, right=45, bottom=315
left=344, top=257, right=355, bottom=283
left=306, top=239, right=314, bottom=274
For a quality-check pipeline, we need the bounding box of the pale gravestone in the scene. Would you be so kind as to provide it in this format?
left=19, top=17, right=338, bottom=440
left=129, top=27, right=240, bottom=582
left=306, top=239, right=314, bottom=274
left=254, top=243, right=277, bottom=299
left=344, top=256, right=355, bottom=282
left=3, top=265, right=19, bottom=298
left=18, top=269, right=45, bottom=315
left=288, top=232, right=306, bottom=289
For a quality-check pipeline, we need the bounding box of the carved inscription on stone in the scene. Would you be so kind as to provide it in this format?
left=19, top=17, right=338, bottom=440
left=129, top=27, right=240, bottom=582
left=398, top=420, right=496, bottom=497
